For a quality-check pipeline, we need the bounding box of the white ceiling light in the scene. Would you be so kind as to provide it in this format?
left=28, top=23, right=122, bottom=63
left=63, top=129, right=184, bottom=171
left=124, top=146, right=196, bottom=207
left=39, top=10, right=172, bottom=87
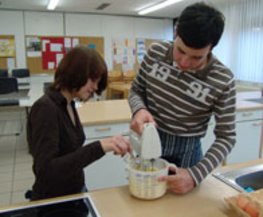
left=47, top=0, right=60, bottom=10
left=138, top=0, right=183, bottom=15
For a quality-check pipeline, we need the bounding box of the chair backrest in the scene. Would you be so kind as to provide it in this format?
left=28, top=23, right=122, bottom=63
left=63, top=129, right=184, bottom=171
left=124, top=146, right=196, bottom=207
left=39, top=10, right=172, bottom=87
left=0, top=77, right=18, bottom=94
left=0, top=69, right=8, bottom=78
left=108, top=70, right=123, bottom=83
left=12, top=68, right=30, bottom=78
left=123, top=70, right=136, bottom=82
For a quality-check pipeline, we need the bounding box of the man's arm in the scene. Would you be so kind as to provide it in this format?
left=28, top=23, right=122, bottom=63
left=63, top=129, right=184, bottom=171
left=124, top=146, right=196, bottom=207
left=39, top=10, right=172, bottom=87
left=188, top=77, right=236, bottom=185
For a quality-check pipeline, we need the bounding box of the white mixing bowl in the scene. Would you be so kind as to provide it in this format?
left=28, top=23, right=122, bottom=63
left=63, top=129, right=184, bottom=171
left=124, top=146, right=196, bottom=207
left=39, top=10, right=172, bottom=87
left=127, top=158, right=169, bottom=200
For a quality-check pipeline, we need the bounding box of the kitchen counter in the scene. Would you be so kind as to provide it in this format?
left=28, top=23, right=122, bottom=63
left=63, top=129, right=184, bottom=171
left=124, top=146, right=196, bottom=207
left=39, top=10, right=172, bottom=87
left=236, top=91, right=263, bottom=111
left=0, top=163, right=253, bottom=216
left=2, top=159, right=263, bottom=216
left=77, top=99, right=131, bottom=125
left=0, top=177, right=238, bottom=217
left=89, top=177, right=238, bottom=217
left=78, top=91, right=263, bottom=126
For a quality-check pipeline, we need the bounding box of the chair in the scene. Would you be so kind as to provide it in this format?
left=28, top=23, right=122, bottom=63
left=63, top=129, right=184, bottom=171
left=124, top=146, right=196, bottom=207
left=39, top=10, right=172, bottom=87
left=0, top=77, right=18, bottom=94
left=123, top=70, right=136, bottom=83
left=0, top=77, right=23, bottom=136
left=11, top=68, right=31, bottom=92
left=106, top=70, right=124, bottom=99
left=108, top=70, right=123, bottom=83
left=11, top=68, right=30, bottom=78
left=0, top=69, right=8, bottom=78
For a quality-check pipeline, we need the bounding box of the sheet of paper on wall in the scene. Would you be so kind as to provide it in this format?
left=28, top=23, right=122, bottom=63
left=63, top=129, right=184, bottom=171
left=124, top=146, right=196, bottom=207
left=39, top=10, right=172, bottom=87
left=56, top=53, right=64, bottom=67
left=27, top=51, right=41, bottom=57
left=50, top=43, right=63, bottom=52
left=64, top=38, right=71, bottom=48
left=0, top=39, right=15, bottom=57
left=72, top=38, right=79, bottom=47
left=48, top=62, right=55, bottom=70
left=7, top=58, right=15, bottom=69
left=88, top=44, right=96, bottom=49
left=42, top=40, right=50, bottom=52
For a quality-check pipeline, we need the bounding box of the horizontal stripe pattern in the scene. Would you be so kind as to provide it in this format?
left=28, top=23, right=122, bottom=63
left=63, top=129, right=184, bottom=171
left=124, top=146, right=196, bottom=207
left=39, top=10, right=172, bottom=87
left=128, top=41, right=236, bottom=184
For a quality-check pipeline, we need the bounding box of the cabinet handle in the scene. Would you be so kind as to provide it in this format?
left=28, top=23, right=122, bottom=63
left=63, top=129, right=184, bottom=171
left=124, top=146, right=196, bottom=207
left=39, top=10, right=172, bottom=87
left=95, top=127, right=111, bottom=132
left=242, top=112, right=253, bottom=117
left=252, top=122, right=263, bottom=127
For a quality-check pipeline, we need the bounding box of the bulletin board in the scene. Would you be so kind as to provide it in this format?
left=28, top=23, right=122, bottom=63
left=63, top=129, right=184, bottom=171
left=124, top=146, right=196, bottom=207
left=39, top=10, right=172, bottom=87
left=112, top=38, right=161, bottom=73
left=26, top=35, right=104, bottom=74
left=0, top=35, right=16, bottom=69
left=112, top=38, right=136, bottom=73
left=134, top=38, right=161, bottom=72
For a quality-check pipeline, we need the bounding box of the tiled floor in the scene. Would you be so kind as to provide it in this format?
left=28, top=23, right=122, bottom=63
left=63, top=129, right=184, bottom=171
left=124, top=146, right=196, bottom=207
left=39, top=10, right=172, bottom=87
left=0, top=108, right=33, bottom=206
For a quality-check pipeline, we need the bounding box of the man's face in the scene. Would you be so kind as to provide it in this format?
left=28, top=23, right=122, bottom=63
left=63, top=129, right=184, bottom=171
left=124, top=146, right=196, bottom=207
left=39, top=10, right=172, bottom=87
left=173, top=36, right=212, bottom=71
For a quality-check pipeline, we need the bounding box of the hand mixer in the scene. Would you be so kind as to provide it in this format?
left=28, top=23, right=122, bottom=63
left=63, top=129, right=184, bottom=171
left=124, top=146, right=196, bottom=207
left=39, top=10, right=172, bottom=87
left=129, top=123, right=162, bottom=171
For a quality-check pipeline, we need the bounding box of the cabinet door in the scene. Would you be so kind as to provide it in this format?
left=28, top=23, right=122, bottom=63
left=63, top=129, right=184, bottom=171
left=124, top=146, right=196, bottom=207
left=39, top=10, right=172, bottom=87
left=201, top=111, right=263, bottom=165
left=201, top=121, right=215, bottom=155
left=83, top=122, right=129, bottom=191
left=84, top=149, right=128, bottom=191
left=226, top=119, right=263, bottom=164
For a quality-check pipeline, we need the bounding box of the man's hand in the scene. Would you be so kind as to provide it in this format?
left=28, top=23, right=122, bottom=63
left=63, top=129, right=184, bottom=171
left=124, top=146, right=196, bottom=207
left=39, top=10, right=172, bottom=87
left=159, top=166, right=195, bottom=194
left=130, top=109, right=156, bottom=134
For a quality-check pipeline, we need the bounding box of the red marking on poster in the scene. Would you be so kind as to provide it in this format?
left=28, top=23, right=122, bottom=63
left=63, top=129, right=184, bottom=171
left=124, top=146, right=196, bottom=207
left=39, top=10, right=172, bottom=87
left=41, top=37, right=66, bottom=70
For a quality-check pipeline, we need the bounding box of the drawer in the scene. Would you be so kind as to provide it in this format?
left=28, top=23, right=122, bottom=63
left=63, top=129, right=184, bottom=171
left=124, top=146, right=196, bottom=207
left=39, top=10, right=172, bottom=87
left=84, top=122, right=129, bottom=139
left=236, top=110, right=263, bottom=122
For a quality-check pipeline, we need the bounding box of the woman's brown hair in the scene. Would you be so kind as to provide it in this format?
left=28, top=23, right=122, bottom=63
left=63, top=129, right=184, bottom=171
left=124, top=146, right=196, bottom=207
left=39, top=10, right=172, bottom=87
left=53, top=46, right=108, bottom=95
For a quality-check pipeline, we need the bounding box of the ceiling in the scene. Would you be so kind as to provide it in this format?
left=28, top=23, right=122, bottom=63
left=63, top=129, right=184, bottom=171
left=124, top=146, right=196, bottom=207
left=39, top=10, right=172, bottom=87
left=0, top=0, right=236, bottom=19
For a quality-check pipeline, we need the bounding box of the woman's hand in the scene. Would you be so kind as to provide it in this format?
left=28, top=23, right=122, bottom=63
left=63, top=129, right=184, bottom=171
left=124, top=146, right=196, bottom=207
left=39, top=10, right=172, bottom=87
left=100, top=135, right=131, bottom=156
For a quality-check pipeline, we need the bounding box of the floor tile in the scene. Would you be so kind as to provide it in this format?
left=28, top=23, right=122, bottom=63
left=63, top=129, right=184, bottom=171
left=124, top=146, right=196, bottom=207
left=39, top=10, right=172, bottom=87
left=0, top=182, right=12, bottom=194
left=0, top=172, right=13, bottom=182
left=0, top=192, right=11, bottom=206
left=14, top=152, right=32, bottom=164
left=12, top=178, right=33, bottom=192
left=11, top=191, right=29, bottom=205
left=14, top=162, right=32, bottom=172
left=0, top=164, right=13, bottom=173
left=14, top=169, right=34, bottom=181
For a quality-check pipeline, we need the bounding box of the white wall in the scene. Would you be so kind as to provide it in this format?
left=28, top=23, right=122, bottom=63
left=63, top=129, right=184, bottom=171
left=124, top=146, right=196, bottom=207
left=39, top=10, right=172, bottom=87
left=0, top=10, right=173, bottom=71
left=0, top=10, right=26, bottom=69
left=24, top=11, right=64, bottom=35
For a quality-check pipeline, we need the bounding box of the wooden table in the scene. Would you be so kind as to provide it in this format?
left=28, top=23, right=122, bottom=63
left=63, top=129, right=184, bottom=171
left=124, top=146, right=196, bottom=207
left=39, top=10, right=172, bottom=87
left=107, top=82, right=131, bottom=99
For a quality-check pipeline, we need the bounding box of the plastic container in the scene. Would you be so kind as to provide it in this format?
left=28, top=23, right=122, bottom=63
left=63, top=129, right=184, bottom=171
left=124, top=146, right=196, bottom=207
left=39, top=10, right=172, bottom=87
left=127, top=158, right=169, bottom=200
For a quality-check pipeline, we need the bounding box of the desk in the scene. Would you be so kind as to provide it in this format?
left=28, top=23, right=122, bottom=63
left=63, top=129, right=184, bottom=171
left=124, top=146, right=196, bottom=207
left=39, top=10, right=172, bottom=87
left=107, top=82, right=131, bottom=99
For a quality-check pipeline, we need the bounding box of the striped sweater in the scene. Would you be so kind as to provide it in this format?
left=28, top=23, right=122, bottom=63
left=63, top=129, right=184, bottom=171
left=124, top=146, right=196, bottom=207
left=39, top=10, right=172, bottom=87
left=128, top=41, right=236, bottom=185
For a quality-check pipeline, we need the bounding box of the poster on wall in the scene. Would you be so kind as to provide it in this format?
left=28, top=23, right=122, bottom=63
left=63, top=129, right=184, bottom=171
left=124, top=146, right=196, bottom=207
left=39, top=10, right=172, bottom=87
left=41, top=37, right=65, bottom=70
left=136, top=38, right=146, bottom=64
left=26, top=37, right=41, bottom=57
left=0, top=38, right=15, bottom=57
left=112, top=38, right=136, bottom=72
left=41, top=37, right=80, bottom=70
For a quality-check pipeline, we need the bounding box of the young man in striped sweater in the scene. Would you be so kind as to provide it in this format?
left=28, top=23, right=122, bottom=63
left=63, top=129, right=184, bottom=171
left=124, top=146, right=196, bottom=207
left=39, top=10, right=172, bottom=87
left=128, top=2, right=236, bottom=194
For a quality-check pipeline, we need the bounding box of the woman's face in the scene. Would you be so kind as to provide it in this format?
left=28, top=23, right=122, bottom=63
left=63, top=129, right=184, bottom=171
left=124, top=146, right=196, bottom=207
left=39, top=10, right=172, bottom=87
left=74, top=79, right=99, bottom=102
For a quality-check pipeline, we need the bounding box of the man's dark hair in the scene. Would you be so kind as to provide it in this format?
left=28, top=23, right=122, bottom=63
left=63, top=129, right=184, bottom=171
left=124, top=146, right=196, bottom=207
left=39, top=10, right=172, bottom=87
left=176, top=2, right=225, bottom=49
left=53, top=46, right=107, bottom=95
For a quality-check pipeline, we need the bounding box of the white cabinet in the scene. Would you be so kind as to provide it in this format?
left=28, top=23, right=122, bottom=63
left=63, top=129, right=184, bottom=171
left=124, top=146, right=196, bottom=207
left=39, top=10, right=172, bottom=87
left=227, top=110, right=263, bottom=164
left=201, top=110, right=263, bottom=165
left=83, top=122, right=129, bottom=191
left=201, top=118, right=215, bottom=155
